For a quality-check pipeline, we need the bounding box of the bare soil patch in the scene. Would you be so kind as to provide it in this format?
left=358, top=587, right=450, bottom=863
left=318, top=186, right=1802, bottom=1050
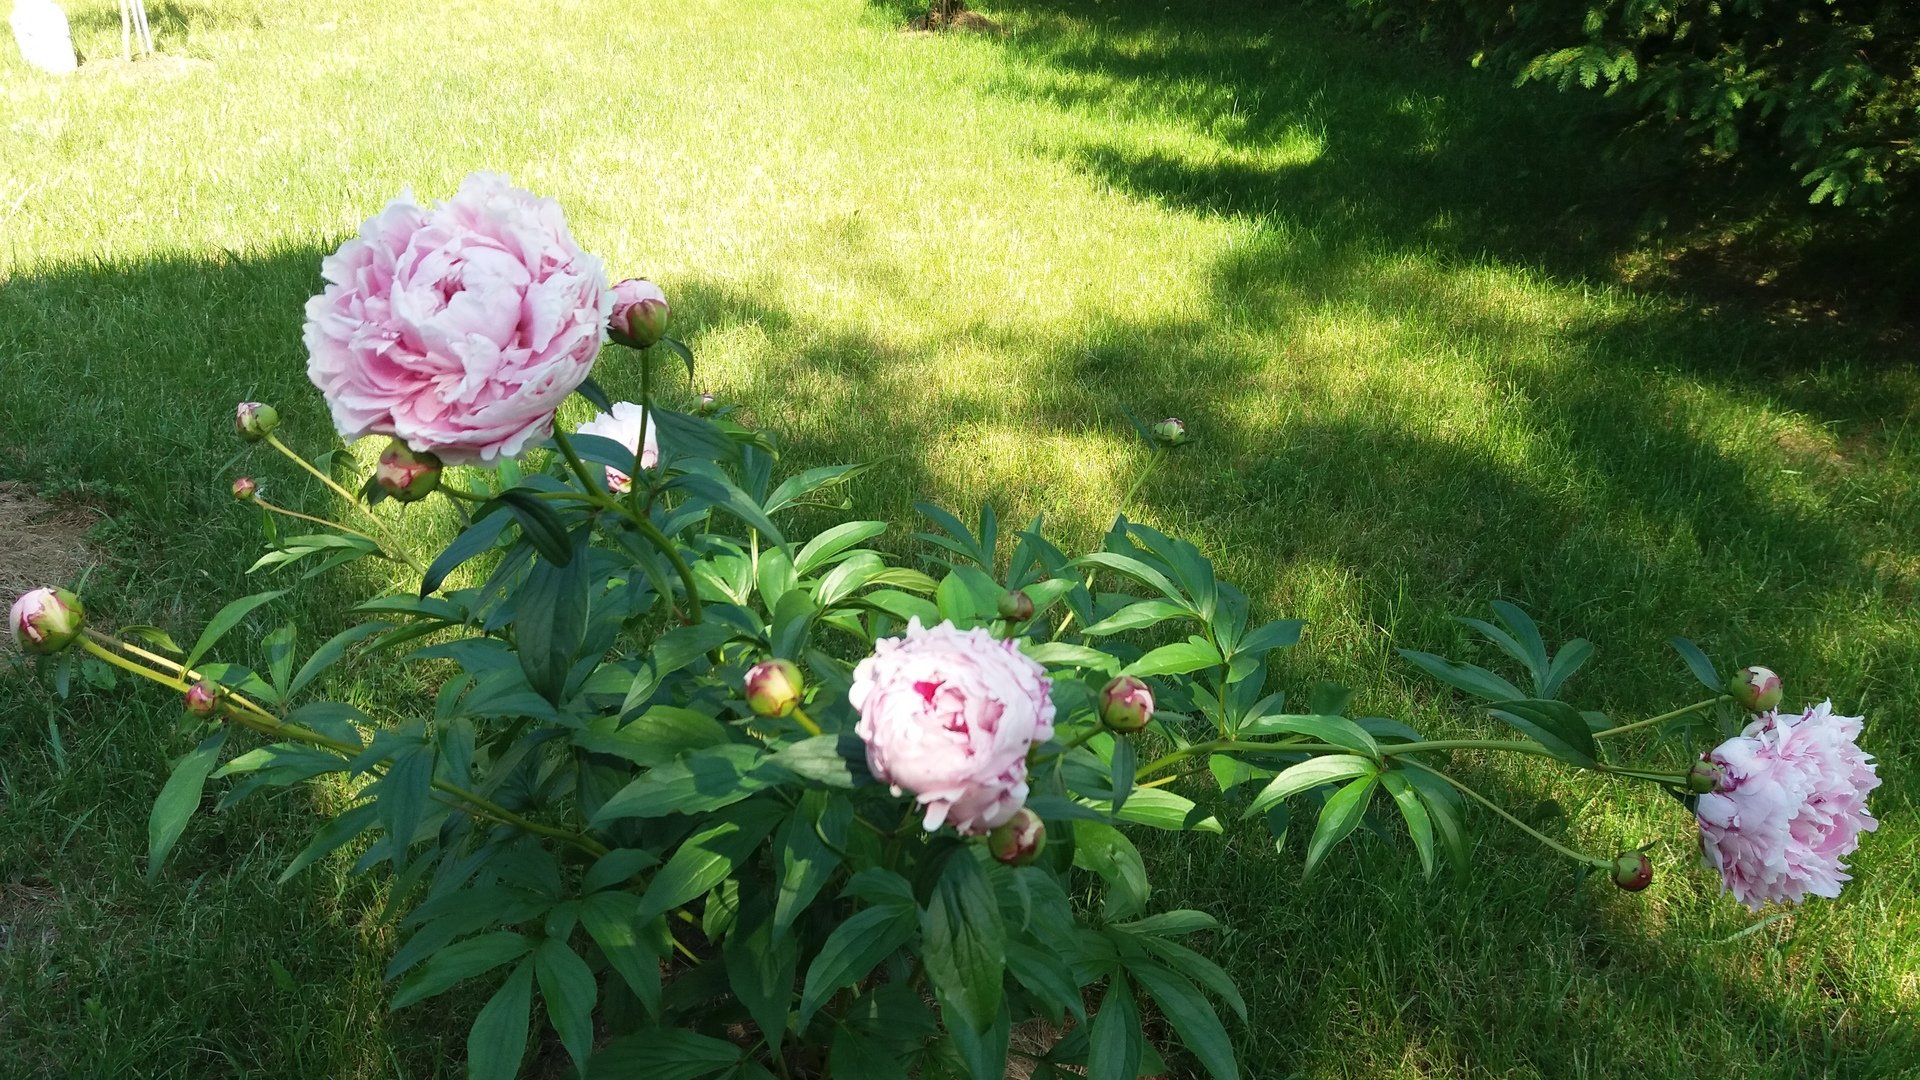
left=0, top=482, right=102, bottom=652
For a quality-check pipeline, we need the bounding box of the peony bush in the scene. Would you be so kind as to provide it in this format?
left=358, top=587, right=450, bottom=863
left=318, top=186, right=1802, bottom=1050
left=11, top=175, right=1883, bottom=1079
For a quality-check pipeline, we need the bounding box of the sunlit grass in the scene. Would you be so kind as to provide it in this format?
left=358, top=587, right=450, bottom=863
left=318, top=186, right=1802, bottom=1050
left=3, top=0, right=1916, bottom=1075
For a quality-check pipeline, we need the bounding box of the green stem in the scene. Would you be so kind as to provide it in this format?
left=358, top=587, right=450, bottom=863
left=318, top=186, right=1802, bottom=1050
left=1399, top=758, right=1610, bottom=869
left=262, top=433, right=427, bottom=573
left=437, top=483, right=491, bottom=503
left=253, top=498, right=382, bottom=545
left=791, top=706, right=823, bottom=738
left=1590, top=696, right=1729, bottom=739
left=629, top=345, right=653, bottom=516
left=81, top=636, right=606, bottom=857
left=553, top=428, right=704, bottom=622
left=1119, top=447, right=1166, bottom=512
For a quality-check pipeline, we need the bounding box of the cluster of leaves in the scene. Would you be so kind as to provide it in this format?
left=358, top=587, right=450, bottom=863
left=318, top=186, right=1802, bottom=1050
left=107, top=385, right=1729, bottom=1078
left=1335, top=0, right=1919, bottom=212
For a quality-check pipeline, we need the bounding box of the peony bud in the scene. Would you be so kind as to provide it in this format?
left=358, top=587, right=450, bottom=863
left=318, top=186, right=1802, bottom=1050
left=1687, top=758, right=1728, bottom=794
left=1150, top=417, right=1187, bottom=446
left=1729, top=666, right=1783, bottom=713
left=184, top=680, right=220, bottom=717
left=235, top=401, right=280, bottom=442
left=745, top=658, right=805, bottom=718
left=231, top=476, right=258, bottom=502
left=9, top=586, right=85, bottom=655
left=987, top=807, right=1047, bottom=866
left=374, top=439, right=443, bottom=503
left=694, top=392, right=719, bottom=416
left=997, top=590, right=1035, bottom=622
left=1099, top=674, right=1155, bottom=733
left=1609, top=851, right=1653, bottom=892
left=609, top=278, right=670, bottom=348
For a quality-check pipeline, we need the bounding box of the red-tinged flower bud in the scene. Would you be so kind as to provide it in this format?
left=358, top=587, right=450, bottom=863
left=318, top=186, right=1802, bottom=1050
left=609, top=278, right=670, bottom=348
left=231, top=477, right=258, bottom=502
left=987, top=807, right=1046, bottom=866
left=184, top=680, right=220, bottom=717
left=695, top=392, right=719, bottom=416
left=9, top=586, right=85, bottom=655
left=1150, top=417, right=1187, bottom=446
left=234, top=401, right=279, bottom=442
left=1729, top=666, right=1783, bottom=713
left=1099, top=674, right=1154, bottom=733
left=374, top=440, right=443, bottom=503
left=745, top=658, right=805, bottom=719
left=1687, top=758, right=1729, bottom=794
left=1610, top=851, right=1653, bottom=892
left=998, top=590, right=1035, bottom=622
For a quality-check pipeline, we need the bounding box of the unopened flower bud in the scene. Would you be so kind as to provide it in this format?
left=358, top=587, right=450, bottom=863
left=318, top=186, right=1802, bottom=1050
left=997, top=590, right=1034, bottom=622
left=231, top=477, right=258, bottom=502
left=374, top=440, right=443, bottom=503
left=987, top=807, right=1046, bottom=866
left=9, top=586, right=85, bottom=655
left=1609, top=851, right=1653, bottom=892
left=235, top=401, right=280, bottom=442
left=609, top=278, right=670, bottom=348
left=1150, top=417, right=1187, bottom=446
left=1729, top=666, right=1783, bottom=713
left=1099, top=674, right=1154, bottom=733
left=745, top=658, right=805, bottom=718
left=694, top=392, right=719, bottom=416
left=1687, top=758, right=1729, bottom=794
left=185, top=680, right=220, bottom=717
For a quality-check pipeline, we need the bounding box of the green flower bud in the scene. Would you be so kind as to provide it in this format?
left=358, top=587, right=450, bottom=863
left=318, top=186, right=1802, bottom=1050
left=374, top=440, right=443, bottom=503
left=10, top=586, right=85, bottom=655
left=997, top=590, right=1035, bottom=622
left=1150, top=417, right=1187, bottom=446
left=1609, top=851, right=1653, bottom=892
left=1729, top=666, right=1783, bottom=713
left=231, top=476, right=258, bottom=502
left=1099, top=674, right=1154, bottom=733
left=609, top=278, right=670, bottom=349
left=1687, top=759, right=1728, bottom=794
left=235, top=401, right=280, bottom=442
left=184, top=680, right=220, bottom=717
left=695, top=392, right=719, bottom=417
left=745, top=659, right=805, bottom=719
left=987, top=807, right=1046, bottom=866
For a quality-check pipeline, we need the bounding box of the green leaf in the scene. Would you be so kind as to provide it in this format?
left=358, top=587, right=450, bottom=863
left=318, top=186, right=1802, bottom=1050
left=278, top=801, right=377, bottom=883
left=768, top=464, right=878, bottom=516
left=637, top=802, right=782, bottom=923
left=1072, top=552, right=1188, bottom=608
left=575, top=707, right=732, bottom=768
left=1234, top=618, right=1303, bottom=656
left=920, top=854, right=1005, bottom=1034
left=420, top=506, right=510, bottom=596
left=723, top=902, right=799, bottom=1055
left=1379, top=771, right=1436, bottom=880
left=1303, top=775, right=1378, bottom=877
left=1131, top=936, right=1245, bottom=1023
left=1241, top=755, right=1377, bottom=818
left=183, top=590, right=286, bottom=672
left=263, top=622, right=296, bottom=697
left=590, top=1029, right=744, bottom=1080
left=658, top=336, right=696, bottom=381
left=774, top=794, right=843, bottom=935
left=1071, top=821, right=1149, bottom=919
left=288, top=622, right=389, bottom=699
left=1081, top=600, right=1193, bottom=637
left=670, top=473, right=785, bottom=545
left=944, top=997, right=1011, bottom=1080
left=580, top=891, right=663, bottom=1018
left=1124, top=637, right=1222, bottom=678
left=1541, top=638, right=1594, bottom=699
left=794, top=520, right=888, bottom=575
left=1670, top=637, right=1725, bottom=692
left=1236, top=713, right=1380, bottom=760
left=1488, top=698, right=1598, bottom=766
left=492, top=487, right=573, bottom=565
left=590, top=743, right=767, bottom=823
left=1007, top=941, right=1086, bottom=1024
left=1022, top=642, right=1121, bottom=675
left=767, top=734, right=871, bottom=789
left=1088, top=974, right=1142, bottom=1080
left=1396, top=649, right=1525, bottom=702
left=1489, top=601, right=1551, bottom=682
left=798, top=904, right=916, bottom=1025
left=467, top=959, right=534, bottom=1080
left=1129, top=962, right=1238, bottom=1080
left=516, top=527, right=592, bottom=705
left=534, top=939, right=598, bottom=1074
left=391, top=931, right=532, bottom=1009
left=147, top=729, right=226, bottom=882
left=1402, top=767, right=1472, bottom=883
left=1078, top=787, right=1222, bottom=834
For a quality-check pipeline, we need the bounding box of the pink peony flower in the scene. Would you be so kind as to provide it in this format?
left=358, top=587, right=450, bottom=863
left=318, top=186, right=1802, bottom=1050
left=851, top=618, right=1055, bottom=835
left=303, top=172, right=612, bottom=465
left=1695, top=701, right=1880, bottom=910
left=574, top=402, right=659, bottom=494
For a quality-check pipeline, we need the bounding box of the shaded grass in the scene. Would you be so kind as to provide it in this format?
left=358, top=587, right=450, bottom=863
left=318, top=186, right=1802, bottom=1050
left=2, top=0, right=1916, bottom=1075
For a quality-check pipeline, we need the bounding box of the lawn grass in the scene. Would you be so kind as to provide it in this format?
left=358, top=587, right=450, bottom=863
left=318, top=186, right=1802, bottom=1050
left=3, top=0, right=1917, bottom=1076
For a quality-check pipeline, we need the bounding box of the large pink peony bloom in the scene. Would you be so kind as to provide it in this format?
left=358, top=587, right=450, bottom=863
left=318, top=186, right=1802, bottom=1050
left=1696, top=701, right=1880, bottom=910
left=851, top=619, right=1055, bottom=835
left=574, top=402, right=659, bottom=494
left=303, top=172, right=612, bottom=465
